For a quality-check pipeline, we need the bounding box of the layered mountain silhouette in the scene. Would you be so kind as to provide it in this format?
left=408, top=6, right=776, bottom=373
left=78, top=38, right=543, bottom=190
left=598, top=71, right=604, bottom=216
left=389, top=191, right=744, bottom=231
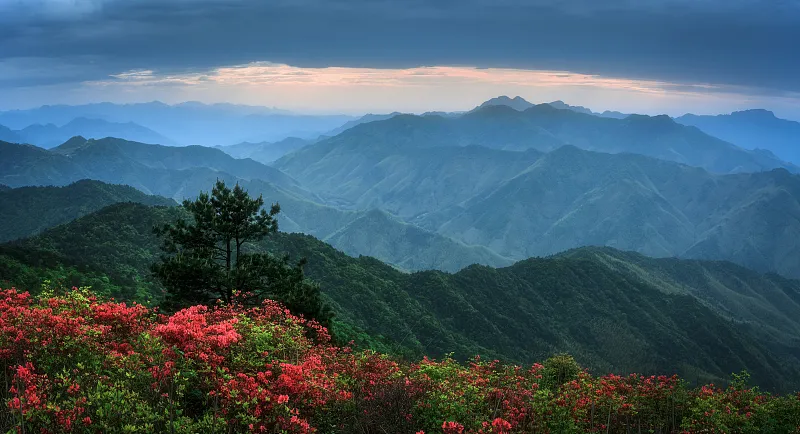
left=479, top=95, right=629, bottom=118
left=275, top=117, right=800, bottom=278
left=676, top=109, right=800, bottom=165
left=0, top=176, right=503, bottom=273
left=0, top=102, right=354, bottom=145
left=13, top=118, right=177, bottom=148
left=278, top=104, right=796, bottom=176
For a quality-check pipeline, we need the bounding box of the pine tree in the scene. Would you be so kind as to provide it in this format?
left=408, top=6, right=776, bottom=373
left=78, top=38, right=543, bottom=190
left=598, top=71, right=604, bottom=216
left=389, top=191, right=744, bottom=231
left=152, top=180, right=331, bottom=324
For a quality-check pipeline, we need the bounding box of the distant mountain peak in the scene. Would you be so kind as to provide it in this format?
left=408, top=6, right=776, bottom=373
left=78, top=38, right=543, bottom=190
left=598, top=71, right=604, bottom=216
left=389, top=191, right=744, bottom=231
left=547, top=100, right=594, bottom=115
left=625, top=113, right=677, bottom=126
left=54, top=135, right=89, bottom=153
left=479, top=96, right=604, bottom=117
left=478, top=95, right=535, bottom=111
left=467, top=103, right=523, bottom=117
left=730, top=109, right=778, bottom=119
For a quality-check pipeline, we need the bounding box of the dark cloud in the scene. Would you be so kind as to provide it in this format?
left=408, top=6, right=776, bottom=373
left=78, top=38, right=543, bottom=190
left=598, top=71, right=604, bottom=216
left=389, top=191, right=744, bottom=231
left=1, top=0, right=799, bottom=92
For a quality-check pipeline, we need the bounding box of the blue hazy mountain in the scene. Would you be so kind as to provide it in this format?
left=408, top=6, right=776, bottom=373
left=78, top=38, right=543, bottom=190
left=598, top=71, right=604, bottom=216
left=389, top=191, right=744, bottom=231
left=0, top=102, right=355, bottom=146
left=15, top=117, right=177, bottom=148
left=479, top=95, right=630, bottom=118
left=278, top=103, right=797, bottom=175
left=676, top=109, right=800, bottom=165
left=276, top=115, right=800, bottom=279
left=216, top=137, right=315, bottom=164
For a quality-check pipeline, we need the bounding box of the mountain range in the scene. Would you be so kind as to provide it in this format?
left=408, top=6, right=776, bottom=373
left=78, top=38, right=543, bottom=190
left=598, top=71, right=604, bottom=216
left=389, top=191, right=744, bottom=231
left=479, top=95, right=629, bottom=119
left=277, top=103, right=796, bottom=176
left=676, top=109, right=800, bottom=165
left=5, top=117, right=178, bottom=148
left=0, top=102, right=354, bottom=146
left=274, top=112, right=800, bottom=278
left=3, top=201, right=800, bottom=391
left=0, top=178, right=505, bottom=273
left=4, top=108, right=800, bottom=279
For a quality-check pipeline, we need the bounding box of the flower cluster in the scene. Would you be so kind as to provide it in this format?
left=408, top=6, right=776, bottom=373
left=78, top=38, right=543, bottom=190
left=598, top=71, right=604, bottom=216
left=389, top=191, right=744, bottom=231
left=1, top=287, right=799, bottom=433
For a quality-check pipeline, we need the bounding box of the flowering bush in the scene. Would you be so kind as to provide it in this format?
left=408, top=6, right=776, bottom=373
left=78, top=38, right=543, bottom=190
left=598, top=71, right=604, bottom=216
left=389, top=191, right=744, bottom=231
left=1, top=287, right=799, bottom=433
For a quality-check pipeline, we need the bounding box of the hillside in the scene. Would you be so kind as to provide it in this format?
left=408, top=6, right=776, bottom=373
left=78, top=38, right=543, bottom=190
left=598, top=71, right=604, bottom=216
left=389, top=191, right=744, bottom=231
left=277, top=141, right=543, bottom=219
left=0, top=140, right=90, bottom=187
left=323, top=209, right=513, bottom=272
left=4, top=202, right=800, bottom=391
left=0, top=137, right=311, bottom=201
left=0, top=180, right=176, bottom=242
left=676, top=109, right=800, bottom=165
left=430, top=146, right=800, bottom=278
left=0, top=181, right=509, bottom=274
left=5, top=289, right=799, bottom=434
left=277, top=128, right=800, bottom=279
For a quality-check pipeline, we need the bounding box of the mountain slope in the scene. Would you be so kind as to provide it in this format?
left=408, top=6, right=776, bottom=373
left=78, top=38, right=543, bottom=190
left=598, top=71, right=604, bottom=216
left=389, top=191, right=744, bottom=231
left=324, top=112, right=403, bottom=136
left=0, top=180, right=176, bottom=242
left=0, top=125, right=22, bottom=143
left=676, top=109, right=800, bottom=165
left=323, top=209, right=513, bottom=272
left=0, top=140, right=89, bottom=187
left=0, top=139, right=514, bottom=272
left=278, top=139, right=543, bottom=218
left=3, top=202, right=800, bottom=391
left=429, top=146, right=800, bottom=278
left=276, top=116, right=800, bottom=278
left=1, top=137, right=308, bottom=200
left=217, top=137, right=313, bottom=164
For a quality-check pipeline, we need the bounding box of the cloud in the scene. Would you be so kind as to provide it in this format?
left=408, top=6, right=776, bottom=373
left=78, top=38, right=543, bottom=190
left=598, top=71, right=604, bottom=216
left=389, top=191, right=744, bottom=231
left=0, top=0, right=798, bottom=101
left=2, top=62, right=778, bottom=120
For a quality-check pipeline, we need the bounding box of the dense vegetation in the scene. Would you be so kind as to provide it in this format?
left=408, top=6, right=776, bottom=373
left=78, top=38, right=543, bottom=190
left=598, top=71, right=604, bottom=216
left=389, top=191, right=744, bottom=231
left=0, top=180, right=175, bottom=242
left=2, top=98, right=800, bottom=430
left=3, top=202, right=800, bottom=392
left=1, top=287, right=799, bottom=433
left=152, top=180, right=330, bottom=324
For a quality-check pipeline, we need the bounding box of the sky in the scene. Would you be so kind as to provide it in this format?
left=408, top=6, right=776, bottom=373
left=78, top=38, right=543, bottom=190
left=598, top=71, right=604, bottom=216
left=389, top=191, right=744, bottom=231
left=1, top=0, right=799, bottom=118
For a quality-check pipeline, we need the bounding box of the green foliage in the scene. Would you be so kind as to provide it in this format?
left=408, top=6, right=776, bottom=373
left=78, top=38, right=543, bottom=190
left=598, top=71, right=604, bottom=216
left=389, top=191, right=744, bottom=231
left=541, top=354, right=581, bottom=389
left=0, top=180, right=176, bottom=243
left=4, top=203, right=800, bottom=393
left=153, top=180, right=331, bottom=325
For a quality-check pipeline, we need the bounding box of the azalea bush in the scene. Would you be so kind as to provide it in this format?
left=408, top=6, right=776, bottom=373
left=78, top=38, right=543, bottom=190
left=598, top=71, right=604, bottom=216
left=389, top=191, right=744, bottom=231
left=1, top=287, right=799, bottom=433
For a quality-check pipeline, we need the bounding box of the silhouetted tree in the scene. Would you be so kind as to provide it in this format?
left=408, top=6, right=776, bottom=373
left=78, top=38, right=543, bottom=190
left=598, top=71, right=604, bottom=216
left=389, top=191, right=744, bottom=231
left=152, top=180, right=331, bottom=324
